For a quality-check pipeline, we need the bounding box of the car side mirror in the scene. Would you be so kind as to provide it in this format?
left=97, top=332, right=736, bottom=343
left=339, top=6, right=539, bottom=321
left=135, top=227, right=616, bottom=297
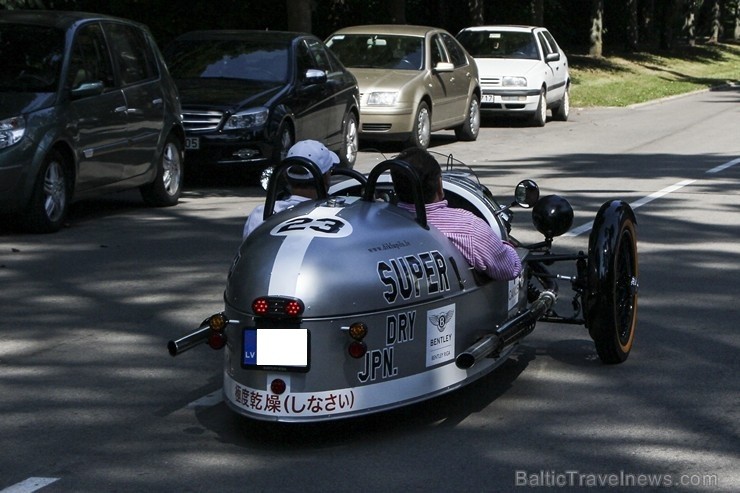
left=545, top=52, right=561, bottom=63
left=70, top=81, right=105, bottom=99
left=433, top=62, right=454, bottom=73
left=303, top=68, right=327, bottom=85
left=514, top=179, right=539, bottom=208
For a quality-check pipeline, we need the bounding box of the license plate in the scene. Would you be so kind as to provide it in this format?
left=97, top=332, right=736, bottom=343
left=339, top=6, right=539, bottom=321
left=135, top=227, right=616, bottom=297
left=185, top=136, right=200, bottom=150
left=242, top=328, right=310, bottom=371
left=482, top=94, right=495, bottom=103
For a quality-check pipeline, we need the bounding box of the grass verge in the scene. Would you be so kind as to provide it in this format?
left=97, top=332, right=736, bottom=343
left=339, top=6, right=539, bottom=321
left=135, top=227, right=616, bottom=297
left=569, top=41, right=740, bottom=107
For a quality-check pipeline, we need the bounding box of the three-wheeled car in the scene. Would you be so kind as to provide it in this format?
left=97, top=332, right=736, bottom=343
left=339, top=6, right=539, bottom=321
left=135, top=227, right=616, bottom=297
left=168, top=154, right=638, bottom=422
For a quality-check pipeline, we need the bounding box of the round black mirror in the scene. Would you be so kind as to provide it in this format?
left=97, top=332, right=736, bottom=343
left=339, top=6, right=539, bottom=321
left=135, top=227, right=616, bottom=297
left=514, top=180, right=539, bottom=208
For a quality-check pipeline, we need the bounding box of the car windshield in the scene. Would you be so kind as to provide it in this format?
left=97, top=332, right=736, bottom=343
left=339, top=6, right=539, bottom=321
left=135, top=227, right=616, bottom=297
left=0, top=24, right=64, bottom=92
left=326, top=34, right=423, bottom=70
left=457, top=31, right=539, bottom=60
left=166, top=39, right=289, bottom=83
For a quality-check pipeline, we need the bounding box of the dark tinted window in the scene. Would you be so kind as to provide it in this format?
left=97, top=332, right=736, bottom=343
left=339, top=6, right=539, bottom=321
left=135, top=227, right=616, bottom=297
left=67, top=23, right=115, bottom=89
left=430, top=35, right=446, bottom=66
left=327, top=34, right=423, bottom=70
left=166, top=38, right=289, bottom=83
left=440, top=33, right=467, bottom=67
left=107, top=23, right=158, bottom=85
left=0, top=24, right=64, bottom=92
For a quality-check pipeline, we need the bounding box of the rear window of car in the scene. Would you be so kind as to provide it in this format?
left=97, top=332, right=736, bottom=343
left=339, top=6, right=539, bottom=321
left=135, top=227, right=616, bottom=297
left=457, top=30, right=539, bottom=60
left=166, top=38, right=289, bottom=83
left=326, top=34, right=424, bottom=70
left=0, top=24, right=64, bottom=92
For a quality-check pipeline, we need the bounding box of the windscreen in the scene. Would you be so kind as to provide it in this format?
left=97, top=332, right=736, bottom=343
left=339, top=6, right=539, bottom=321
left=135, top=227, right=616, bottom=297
left=456, top=30, right=539, bottom=60
left=0, top=24, right=64, bottom=92
left=326, top=34, right=424, bottom=70
left=166, top=38, right=290, bottom=83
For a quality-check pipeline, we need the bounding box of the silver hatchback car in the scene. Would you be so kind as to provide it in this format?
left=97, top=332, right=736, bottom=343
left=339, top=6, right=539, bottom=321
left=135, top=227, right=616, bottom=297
left=326, top=25, right=481, bottom=149
left=0, top=11, right=184, bottom=233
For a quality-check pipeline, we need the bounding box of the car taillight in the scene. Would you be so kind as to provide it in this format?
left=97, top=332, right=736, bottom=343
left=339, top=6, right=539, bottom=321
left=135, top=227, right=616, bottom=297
left=251, top=296, right=305, bottom=318
left=346, top=321, right=368, bottom=358
left=206, top=313, right=228, bottom=350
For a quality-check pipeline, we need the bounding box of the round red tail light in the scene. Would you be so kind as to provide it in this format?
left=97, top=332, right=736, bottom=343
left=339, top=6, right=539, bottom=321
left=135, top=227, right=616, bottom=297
left=270, top=379, right=287, bottom=395
left=348, top=341, right=367, bottom=359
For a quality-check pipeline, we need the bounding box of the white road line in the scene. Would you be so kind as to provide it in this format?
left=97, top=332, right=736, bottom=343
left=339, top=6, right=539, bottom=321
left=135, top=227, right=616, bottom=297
left=566, top=157, right=738, bottom=237
left=0, top=478, right=59, bottom=493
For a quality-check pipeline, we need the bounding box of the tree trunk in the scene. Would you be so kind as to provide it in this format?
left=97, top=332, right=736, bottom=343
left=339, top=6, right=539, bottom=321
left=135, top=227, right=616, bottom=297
left=531, top=0, right=544, bottom=26
left=626, top=0, right=639, bottom=50
left=684, top=0, right=698, bottom=46
left=707, top=0, right=722, bottom=43
left=286, top=0, right=312, bottom=33
left=469, top=0, right=485, bottom=26
left=734, top=0, right=740, bottom=40
left=589, top=0, right=604, bottom=56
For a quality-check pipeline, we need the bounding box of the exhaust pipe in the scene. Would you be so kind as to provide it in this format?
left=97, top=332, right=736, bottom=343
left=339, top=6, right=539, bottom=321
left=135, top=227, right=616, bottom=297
left=455, top=289, right=557, bottom=369
left=167, top=325, right=211, bottom=356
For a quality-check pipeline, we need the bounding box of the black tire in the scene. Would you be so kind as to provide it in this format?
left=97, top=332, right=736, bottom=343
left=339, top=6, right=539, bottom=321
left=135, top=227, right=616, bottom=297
left=454, top=94, right=480, bottom=141
left=273, top=123, right=294, bottom=164
left=552, top=85, right=570, bottom=122
left=339, top=111, right=358, bottom=169
left=23, top=149, right=69, bottom=233
left=530, top=89, right=547, bottom=127
left=585, top=200, right=639, bottom=364
left=408, top=101, right=431, bottom=149
left=141, top=134, right=183, bottom=207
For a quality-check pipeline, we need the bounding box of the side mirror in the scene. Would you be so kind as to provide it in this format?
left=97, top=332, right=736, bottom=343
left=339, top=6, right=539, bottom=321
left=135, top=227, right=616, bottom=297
left=303, top=68, right=327, bottom=85
left=70, top=81, right=105, bottom=99
left=545, top=52, right=561, bottom=63
left=514, top=180, right=539, bottom=208
left=433, top=62, right=454, bottom=73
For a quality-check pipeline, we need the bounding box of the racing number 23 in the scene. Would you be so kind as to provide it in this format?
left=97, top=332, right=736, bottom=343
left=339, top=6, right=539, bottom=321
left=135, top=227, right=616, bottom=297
left=273, top=216, right=353, bottom=238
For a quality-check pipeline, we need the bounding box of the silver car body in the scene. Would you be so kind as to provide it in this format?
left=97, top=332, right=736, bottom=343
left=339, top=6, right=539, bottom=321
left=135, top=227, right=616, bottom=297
left=220, top=169, right=526, bottom=422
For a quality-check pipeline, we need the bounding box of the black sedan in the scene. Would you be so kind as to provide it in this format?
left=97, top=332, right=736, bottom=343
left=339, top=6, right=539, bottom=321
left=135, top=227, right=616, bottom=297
left=164, top=30, right=361, bottom=177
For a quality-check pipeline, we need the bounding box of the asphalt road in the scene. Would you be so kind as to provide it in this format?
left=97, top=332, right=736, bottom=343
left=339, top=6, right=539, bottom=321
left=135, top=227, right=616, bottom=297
left=1, top=86, right=738, bottom=492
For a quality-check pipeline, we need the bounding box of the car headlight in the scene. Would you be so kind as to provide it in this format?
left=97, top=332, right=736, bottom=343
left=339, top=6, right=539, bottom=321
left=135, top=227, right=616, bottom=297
left=366, top=92, right=399, bottom=106
left=502, top=76, right=527, bottom=88
left=223, top=107, right=269, bottom=130
left=0, top=116, right=25, bottom=150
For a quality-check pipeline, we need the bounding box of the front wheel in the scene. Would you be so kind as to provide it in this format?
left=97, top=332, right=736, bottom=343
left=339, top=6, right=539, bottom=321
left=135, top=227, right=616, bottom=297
left=23, top=149, right=69, bottom=233
left=454, top=94, right=480, bottom=141
left=408, top=101, right=431, bottom=149
left=339, top=111, right=358, bottom=169
left=530, top=89, right=547, bottom=127
left=585, top=200, right=639, bottom=364
left=140, top=134, right=183, bottom=207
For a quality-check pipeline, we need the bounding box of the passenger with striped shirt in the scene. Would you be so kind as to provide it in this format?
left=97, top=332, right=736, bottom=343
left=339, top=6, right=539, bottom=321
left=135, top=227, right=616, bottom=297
left=391, top=147, right=522, bottom=281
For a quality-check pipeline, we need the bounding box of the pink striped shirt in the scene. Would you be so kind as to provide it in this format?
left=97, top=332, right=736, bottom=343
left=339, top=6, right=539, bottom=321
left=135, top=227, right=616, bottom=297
left=399, top=200, right=521, bottom=280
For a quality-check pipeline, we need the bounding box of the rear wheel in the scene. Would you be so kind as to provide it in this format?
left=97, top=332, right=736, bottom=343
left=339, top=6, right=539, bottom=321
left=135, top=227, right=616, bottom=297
left=552, top=86, right=570, bottom=121
left=23, top=149, right=69, bottom=233
left=455, top=94, right=480, bottom=141
left=141, top=134, right=183, bottom=207
left=530, top=89, right=547, bottom=127
left=408, top=101, right=431, bottom=149
left=586, top=200, right=639, bottom=364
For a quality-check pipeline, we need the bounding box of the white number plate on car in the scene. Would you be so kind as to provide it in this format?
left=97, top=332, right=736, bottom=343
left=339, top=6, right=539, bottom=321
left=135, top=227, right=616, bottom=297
left=242, top=328, right=310, bottom=371
left=482, top=94, right=495, bottom=103
left=185, top=137, right=200, bottom=150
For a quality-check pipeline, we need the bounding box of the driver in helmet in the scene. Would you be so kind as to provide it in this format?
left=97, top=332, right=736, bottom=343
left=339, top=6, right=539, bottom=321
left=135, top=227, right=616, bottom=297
left=242, top=140, right=339, bottom=238
left=391, top=146, right=521, bottom=281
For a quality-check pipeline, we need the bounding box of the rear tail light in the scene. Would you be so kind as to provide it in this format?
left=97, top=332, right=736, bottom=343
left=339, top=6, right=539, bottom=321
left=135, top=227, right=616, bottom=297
left=252, top=296, right=305, bottom=318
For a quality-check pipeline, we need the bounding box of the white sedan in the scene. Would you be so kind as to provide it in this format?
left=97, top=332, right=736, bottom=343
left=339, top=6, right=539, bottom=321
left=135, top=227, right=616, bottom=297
left=456, top=25, right=570, bottom=126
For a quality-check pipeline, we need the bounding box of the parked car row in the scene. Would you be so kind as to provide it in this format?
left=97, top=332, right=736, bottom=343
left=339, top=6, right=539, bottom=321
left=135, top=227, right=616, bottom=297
left=0, top=10, right=569, bottom=233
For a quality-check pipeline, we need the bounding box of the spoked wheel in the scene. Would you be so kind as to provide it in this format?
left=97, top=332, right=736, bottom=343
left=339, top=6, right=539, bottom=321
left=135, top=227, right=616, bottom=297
left=23, top=149, right=69, bottom=233
left=585, top=200, right=639, bottom=364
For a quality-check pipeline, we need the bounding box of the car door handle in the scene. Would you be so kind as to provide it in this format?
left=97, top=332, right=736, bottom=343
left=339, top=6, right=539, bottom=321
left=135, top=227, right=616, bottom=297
left=152, top=98, right=163, bottom=106
left=115, top=106, right=128, bottom=114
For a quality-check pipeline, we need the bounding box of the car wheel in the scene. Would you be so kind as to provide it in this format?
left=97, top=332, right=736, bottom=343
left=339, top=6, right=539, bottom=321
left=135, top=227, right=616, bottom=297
left=552, top=85, right=570, bottom=121
left=585, top=200, right=639, bottom=364
left=454, top=94, right=480, bottom=141
left=408, top=101, right=431, bottom=149
left=23, top=149, right=69, bottom=233
left=140, top=134, right=183, bottom=207
left=339, top=111, right=358, bottom=169
left=274, top=123, right=294, bottom=163
left=531, top=89, right=547, bottom=127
